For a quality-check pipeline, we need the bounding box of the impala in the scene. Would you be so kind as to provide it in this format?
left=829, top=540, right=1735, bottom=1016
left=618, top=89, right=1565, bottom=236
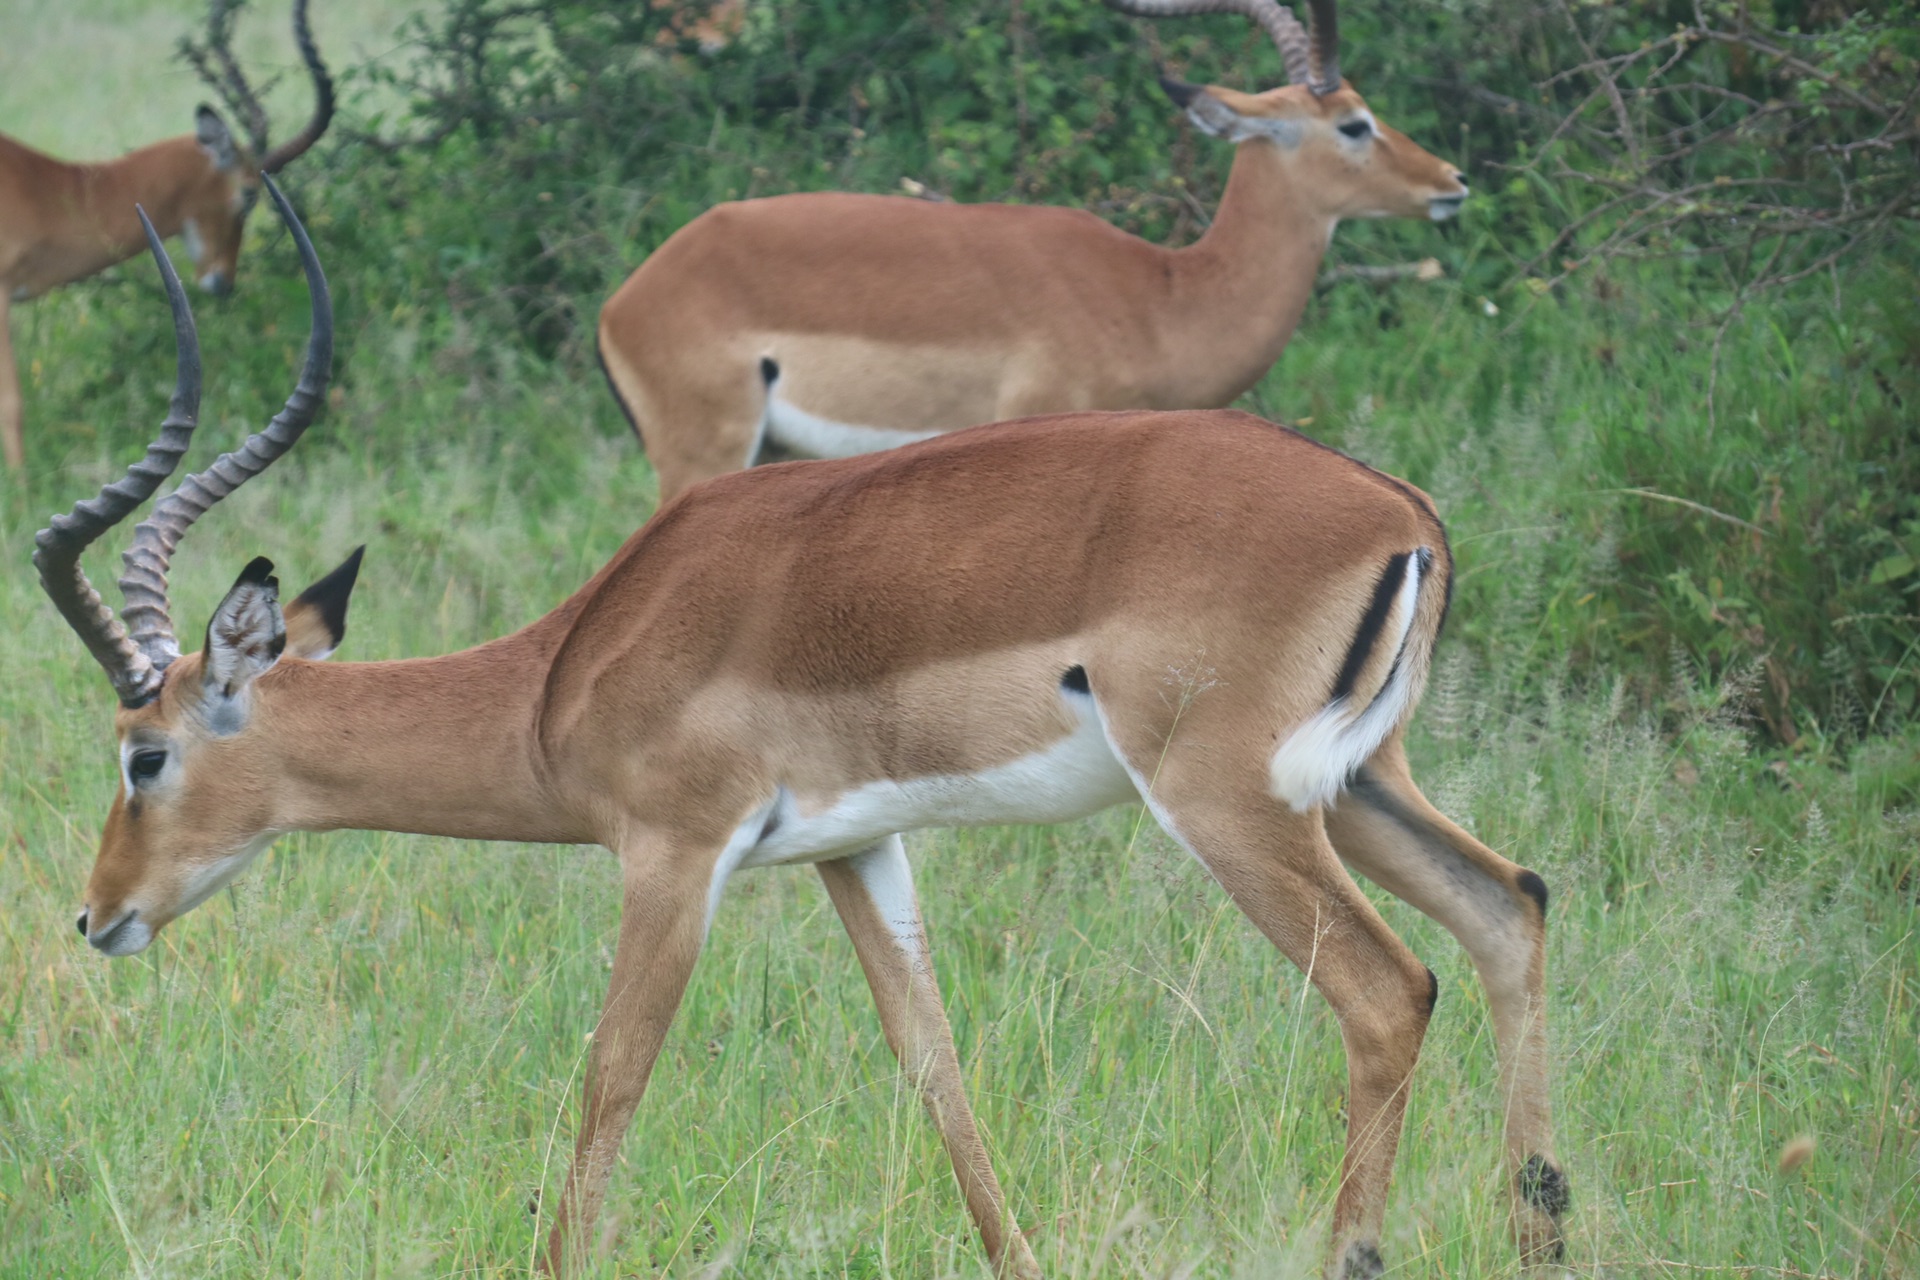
left=41, top=196, right=1565, bottom=1280
left=597, top=0, right=1469, bottom=503
left=0, top=0, right=331, bottom=469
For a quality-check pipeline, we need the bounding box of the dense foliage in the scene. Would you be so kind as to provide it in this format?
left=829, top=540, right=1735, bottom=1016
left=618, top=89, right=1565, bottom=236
left=17, top=0, right=1920, bottom=746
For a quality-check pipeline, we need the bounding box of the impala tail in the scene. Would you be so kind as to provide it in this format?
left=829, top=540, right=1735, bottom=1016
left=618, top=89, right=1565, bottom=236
left=1270, top=543, right=1449, bottom=812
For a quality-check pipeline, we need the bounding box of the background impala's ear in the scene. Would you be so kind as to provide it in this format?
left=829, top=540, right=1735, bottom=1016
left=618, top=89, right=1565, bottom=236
left=203, top=556, right=285, bottom=702
left=195, top=105, right=242, bottom=172
left=1159, top=78, right=1256, bottom=141
left=285, top=546, right=365, bottom=661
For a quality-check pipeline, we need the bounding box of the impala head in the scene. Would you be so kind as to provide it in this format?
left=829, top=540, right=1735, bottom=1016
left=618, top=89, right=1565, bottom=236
left=33, top=177, right=338, bottom=957
left=176, top=0, right=335, bottom=296
left=1108, top=0, right=1467, bottom=222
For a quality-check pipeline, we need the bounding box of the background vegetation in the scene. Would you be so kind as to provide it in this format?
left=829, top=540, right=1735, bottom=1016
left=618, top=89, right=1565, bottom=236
left=1, top=0, right=1915, bottom=1276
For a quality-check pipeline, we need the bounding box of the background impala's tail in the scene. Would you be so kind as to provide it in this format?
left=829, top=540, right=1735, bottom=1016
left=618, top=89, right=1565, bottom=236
left=1269, top=543, right=1450, bottom=811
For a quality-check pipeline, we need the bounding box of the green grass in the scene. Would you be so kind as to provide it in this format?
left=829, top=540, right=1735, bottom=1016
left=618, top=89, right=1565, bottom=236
left=2, top=266, right=1916, bottom=1276
left=2, top=2, right=1918, bottom=1277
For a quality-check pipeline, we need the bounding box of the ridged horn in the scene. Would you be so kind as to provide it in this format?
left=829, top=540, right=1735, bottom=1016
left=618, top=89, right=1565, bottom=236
left=118, top=174, right=334, bottom=671
left=1305, top=0, right=1339, bottom=95
left=1104, top=0, right=1314, bottom=90
left=32, top=210, right=201, bottom=708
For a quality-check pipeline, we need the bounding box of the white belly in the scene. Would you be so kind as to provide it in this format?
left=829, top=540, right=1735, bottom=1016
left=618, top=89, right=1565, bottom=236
left=742, top=695, right=1136, bottom=870
left=763, top=393, right=945, bottom=460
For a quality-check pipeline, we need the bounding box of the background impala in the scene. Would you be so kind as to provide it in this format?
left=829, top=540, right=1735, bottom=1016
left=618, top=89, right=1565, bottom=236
left=597, top=0, right=1467, bottom=503
left=0, top=0, right=331, bottom=469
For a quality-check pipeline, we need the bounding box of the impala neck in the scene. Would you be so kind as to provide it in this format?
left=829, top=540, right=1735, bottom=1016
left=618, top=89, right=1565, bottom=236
left=1168, top=139, right=1337, bottom=406
left=260, top=623, right=590, bottom=846
left=2, top=135, right=213, bottom=295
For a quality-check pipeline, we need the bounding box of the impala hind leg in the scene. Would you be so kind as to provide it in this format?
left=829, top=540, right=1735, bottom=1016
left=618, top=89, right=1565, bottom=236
left=541, top=854, right=708, bottom=1275
left=1143, top=777, right=1435, bottom=1279
left=1, top=293, right=23, bottom=469
left=595, top=318, right=767, bottom=504
left=1324, top=734, right=1567, bottom=1264
left=818, top=838, right=1041, bottom=1280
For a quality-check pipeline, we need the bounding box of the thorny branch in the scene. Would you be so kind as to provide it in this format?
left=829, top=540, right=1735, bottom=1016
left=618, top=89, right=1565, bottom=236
left=1509, top=0, right=1917, bottom=300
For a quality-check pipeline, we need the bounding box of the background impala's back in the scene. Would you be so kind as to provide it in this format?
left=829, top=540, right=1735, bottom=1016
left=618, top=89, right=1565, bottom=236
left=3, top=0, right=1916, bottom=1275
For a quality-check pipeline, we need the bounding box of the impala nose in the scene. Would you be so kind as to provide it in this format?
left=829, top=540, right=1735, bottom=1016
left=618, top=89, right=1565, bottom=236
left=83, top=908, right=152, bottom=956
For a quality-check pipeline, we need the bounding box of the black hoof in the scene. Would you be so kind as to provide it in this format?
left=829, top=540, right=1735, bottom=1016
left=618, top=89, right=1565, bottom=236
left=1340, top=1241, right=1385, bottom=1280
left=1520, top=1153, right=1571, bottom=1218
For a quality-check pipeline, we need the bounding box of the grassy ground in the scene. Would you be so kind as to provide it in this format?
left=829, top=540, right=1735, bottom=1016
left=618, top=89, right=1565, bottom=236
left=2, top=4, right=1918, bottom=1279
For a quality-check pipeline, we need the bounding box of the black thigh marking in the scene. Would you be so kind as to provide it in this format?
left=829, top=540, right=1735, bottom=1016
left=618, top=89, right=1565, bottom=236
left=1519, top=1154, right=1571, bottom=1218
left=595, top=332, right=645, bottom=447
left=1060, top=664, right=1090, bottom=695
left=1330, top=552, right=1411, bottom=704
left=1348, top=766, right=1521, bottom=919
left=760, top=356, right=779, bottom=385
left=1516, top=869, right=1550, bottom=915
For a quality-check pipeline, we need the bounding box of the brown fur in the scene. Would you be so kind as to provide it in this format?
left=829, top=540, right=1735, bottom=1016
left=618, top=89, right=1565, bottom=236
left=599, top=82, right=1466, bottom=501
left=73, top=411, right=1562, bottom=1276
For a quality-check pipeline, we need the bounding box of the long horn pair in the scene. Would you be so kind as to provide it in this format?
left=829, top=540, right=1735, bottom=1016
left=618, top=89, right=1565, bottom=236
left=179, top=0, right=334, bottom=174
left=33, top=177, right=332, bottom=708
left=1106, top=0, right=1340, bottom=96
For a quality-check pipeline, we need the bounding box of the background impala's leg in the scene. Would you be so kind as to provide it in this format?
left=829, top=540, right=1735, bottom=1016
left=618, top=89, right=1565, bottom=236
left=0, top=292, right=23, bottom=469
left=1138, top=771, right=1433, bottom=1280
left=818, top=837, right=1042, bottom=1280
left=1324, top=733, right=1566, bottom=1264
left=541, top=850, right=708, bottom=1275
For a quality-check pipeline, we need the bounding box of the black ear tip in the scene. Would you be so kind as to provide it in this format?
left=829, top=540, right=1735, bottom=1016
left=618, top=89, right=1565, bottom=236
left=1158, top=75, right=1202, bottom=108
left=341, top=544, right=367, bottom=579
left=239, top=555, right=277, bottom=584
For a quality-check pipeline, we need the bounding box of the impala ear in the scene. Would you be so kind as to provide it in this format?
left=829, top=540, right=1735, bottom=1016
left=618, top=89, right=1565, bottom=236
left=195, top=105, right=241, bottom=172
left=203, top=557, right=285, bottom=705
left=1160, top=78, right=1275, bottom=144
left=284, top=546, right=365, bottom=661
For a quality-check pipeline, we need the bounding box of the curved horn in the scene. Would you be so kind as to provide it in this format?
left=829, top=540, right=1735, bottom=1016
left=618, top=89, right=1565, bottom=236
left=33, top=210, right=202, bottom=708
left=260, top=0, right=335, bottom=174
left=1305, top=0, right=1339, bottom=95
left=1104, top=0, right=1313, bottom=89
left=118, top=175, right=333, bottom=671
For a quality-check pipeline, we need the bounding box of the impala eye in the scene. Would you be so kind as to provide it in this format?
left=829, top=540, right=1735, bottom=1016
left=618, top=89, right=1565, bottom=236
left=129, top=750, right=167, bottom=784
left=1338, top=119, right=1372, bottom=140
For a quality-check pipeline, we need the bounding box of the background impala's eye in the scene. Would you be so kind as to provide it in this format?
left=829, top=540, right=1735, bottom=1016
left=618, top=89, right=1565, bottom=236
left=129, top=750, right=167, bottom=784
left=1339, top=119, right=1372, bottom=140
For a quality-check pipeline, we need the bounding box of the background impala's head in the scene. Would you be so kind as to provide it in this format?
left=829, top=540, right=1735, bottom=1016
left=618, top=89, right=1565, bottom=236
left=32, top=177, right=334, bottom=957
left=1108, top=0, right=1467, bottom=222
left=172, top=0, right=334, bottom=296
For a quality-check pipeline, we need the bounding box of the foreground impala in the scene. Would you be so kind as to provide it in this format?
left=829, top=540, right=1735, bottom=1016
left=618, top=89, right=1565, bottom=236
left=598, top=0, right=1469, bottom=502
left=41, top=194, right=1566, bottom=1279
left=0, top=0, right=331, bottom=469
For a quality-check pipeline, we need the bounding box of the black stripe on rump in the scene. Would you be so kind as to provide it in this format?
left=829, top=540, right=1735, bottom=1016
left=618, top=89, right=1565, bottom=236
left=1330, top=551, right=1412, bottom=703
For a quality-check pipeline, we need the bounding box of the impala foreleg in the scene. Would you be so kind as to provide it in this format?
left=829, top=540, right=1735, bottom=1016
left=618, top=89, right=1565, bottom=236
left=1147, top=782, right=1433, bottom=1280
left=1324, top=735, right=1566, bottom=1265
left=817, top=838, right=1042, bottom=1280
left=541, top=853, right=708, bottom=1275
left=1, top=293, right=22, bottom=469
